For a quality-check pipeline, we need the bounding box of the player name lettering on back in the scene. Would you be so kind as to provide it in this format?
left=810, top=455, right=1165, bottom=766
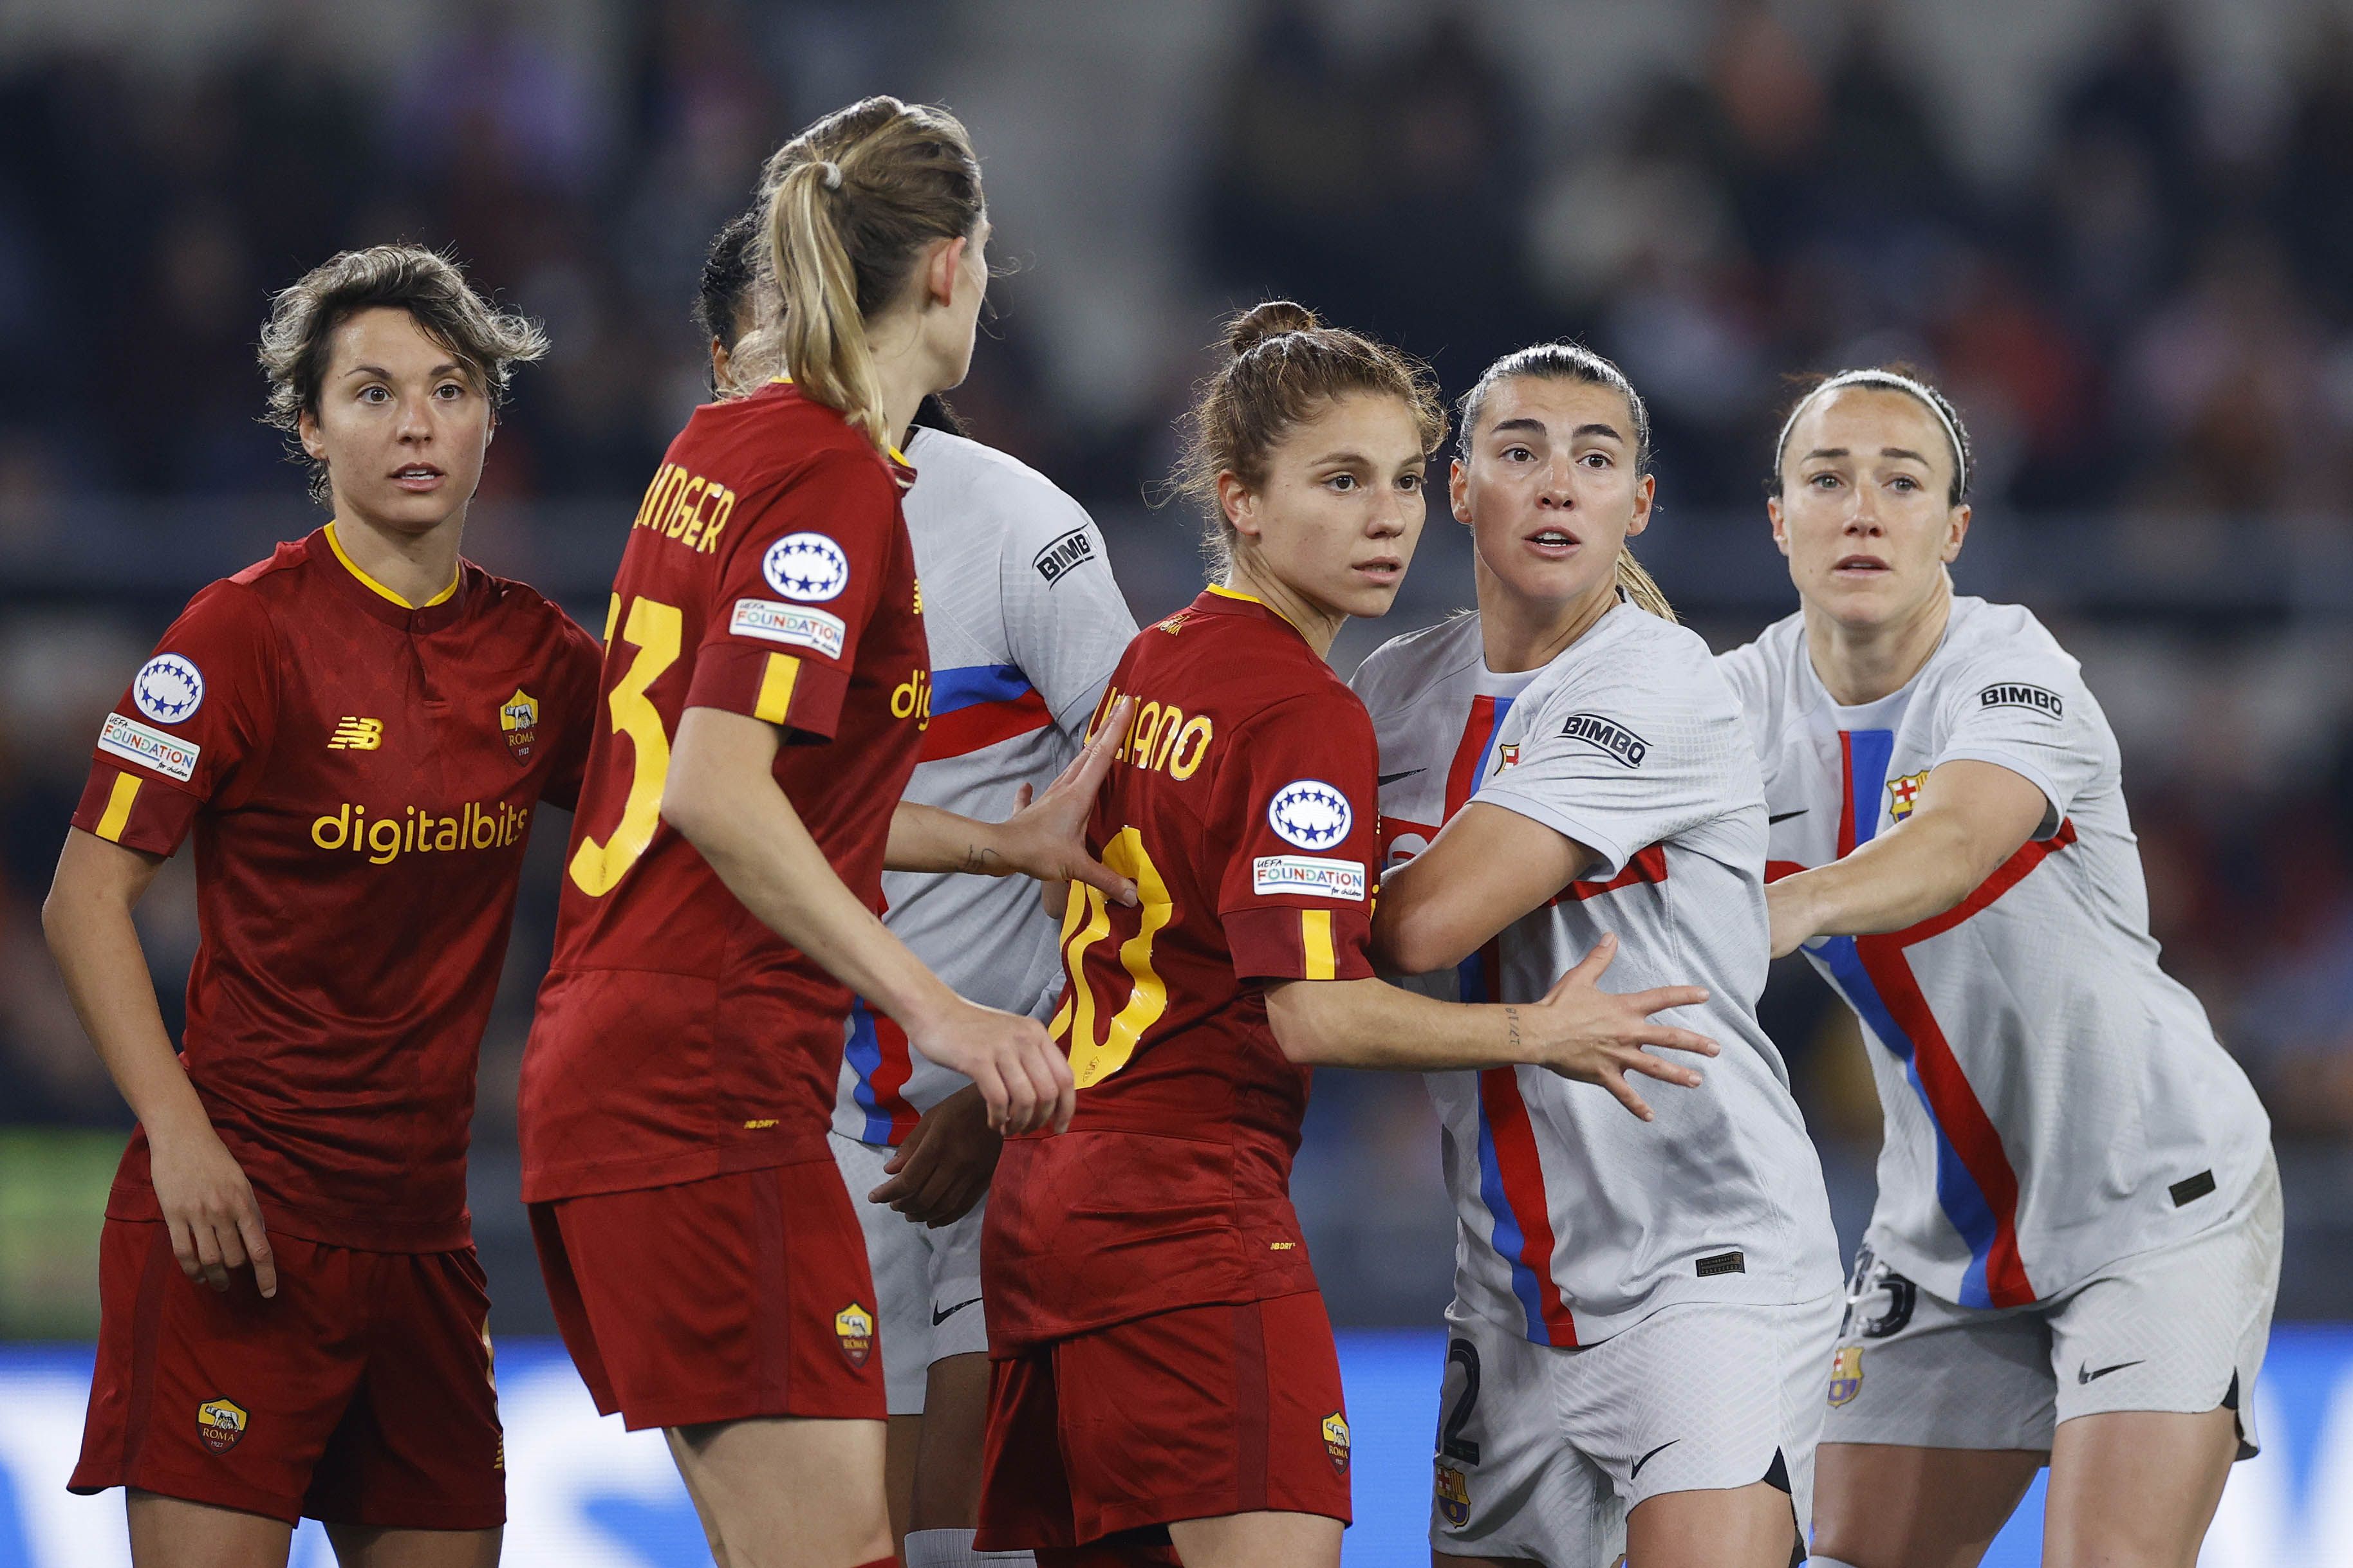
left=630, top=461, right=738, bottom=555
left=1099, top=684, right=1216, bottom=780
left=1978, top=682, right=2063, bottom=719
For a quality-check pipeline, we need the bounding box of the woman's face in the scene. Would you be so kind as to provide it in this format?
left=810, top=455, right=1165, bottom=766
left=298, top=306, right=491, bottom=535
left=1222, top=391, right=1429, bottom=623
left=1769, top=385, right=1969, bottom=631
left=1452, top=375, right=1653, bottom=614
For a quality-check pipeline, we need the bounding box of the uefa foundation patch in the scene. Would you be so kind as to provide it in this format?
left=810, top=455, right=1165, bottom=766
left=1435, top=1462, right=1471, bottom=1527
left=1828, top=1345, right=1864, bottom=1407
left=835, top=1303, right=875, bottom=1368
left=197, top=1397, right=248, bottom=1454
left=1322, top=1411, right=1351, bottom=1473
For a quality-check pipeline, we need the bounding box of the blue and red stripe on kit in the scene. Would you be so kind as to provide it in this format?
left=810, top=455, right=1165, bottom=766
left=922, top=663, right=1053, bottom=762
left=845, top=998, right=921, bottom=1146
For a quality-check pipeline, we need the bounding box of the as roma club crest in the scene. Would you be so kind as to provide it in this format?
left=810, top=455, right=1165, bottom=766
left=1827, top=1345, right=1865, bottom=1408
left=197, top=1397, right=248, bottom=1454
left=835, top=1303, right=875, bottom=1369
left=1434, top=1462, right=1471, bottom=1528
left=499, top=689, right=539, bottom=764
left=1322, top=1412, right=1352, bottom=1474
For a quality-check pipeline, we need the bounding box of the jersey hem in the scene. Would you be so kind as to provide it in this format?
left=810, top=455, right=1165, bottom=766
left=519, top=1142, right=835, bottom=1204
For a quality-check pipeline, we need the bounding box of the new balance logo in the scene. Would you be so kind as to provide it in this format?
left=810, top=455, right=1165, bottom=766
left=330, top=717, right=384, bottom=751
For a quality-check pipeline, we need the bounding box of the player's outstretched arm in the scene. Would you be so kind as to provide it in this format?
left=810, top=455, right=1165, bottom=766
left=1372, top=801, right=1596, bottom=975
left=664, top=705, right=1074, bottom=1135
left=1263, top=934, right=1717, bottom=1120
left=42, top=830, right=277, bottom=1298
left=884, top=697, right=1137, bottom=905
left=1766, top=759, right=2047, bottom=957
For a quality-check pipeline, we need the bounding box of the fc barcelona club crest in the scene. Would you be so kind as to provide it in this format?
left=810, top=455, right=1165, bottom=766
left=1435, top=1463, right=1471, bottom=1528
left=1322, top=1412, right=1351, bottom=1473
left=835, top=1303, right=875, bottom=1368
left=197, top=1397, right=248, bottom=1454
left=499, top=689, right=540, bottom=764
left=1827, top=1345, right=1865, bottom=1407
left=1886, top=770, right=1928, bottom=822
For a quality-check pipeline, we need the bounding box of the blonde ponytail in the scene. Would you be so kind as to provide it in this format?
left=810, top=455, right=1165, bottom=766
left=770, top=157, right=891, bottom=447
left=1615, top=547, right=1676, bottom=622
left=730, top=97, right=985, bottom=452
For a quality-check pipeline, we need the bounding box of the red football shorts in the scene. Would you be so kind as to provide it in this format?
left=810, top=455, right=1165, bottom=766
left=70, top=1217, right=503, bottom=1530
left=530, top=1156, right=886, bottom=1430
left=974, top=1290, right=1352, bottom=1555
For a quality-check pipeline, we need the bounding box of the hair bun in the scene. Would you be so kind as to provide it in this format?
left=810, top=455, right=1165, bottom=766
left=1226, top=300, right=1321, bottom=356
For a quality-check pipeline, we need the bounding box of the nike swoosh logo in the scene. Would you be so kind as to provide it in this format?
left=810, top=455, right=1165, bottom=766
left=1630, top=1438, right=1679, bottom=1479
left=1769, top=809, right=1807, bottom=824
left=933, top=1298, right=981, bottom=1327
left=2078, top=1359, right=2142, bottom=1384
left=1377, top=768, right=1425, bottom=786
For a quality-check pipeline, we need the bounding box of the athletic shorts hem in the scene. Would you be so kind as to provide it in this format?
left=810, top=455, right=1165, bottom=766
left=69, top=1468, right=302, bottom=1528
left=1080, top=1493, right=1349, bottom=1543
left=605, top=1387, right=883, bottom=1433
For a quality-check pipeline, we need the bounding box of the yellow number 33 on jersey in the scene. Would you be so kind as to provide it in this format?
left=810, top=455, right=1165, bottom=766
left=569, top=594, right=683, bottom=896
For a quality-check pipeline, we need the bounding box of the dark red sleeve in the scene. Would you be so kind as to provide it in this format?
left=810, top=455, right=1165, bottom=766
left=536, top=608, right=606, bottom=813
left=71, top=582, right=280, bottom=857
left=684, top=446, right=902, bottom=741
left=1210, top=692, right=1381, bottom=983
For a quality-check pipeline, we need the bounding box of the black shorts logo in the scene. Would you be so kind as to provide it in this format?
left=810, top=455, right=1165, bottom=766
left=1032, top=526, right=1097, bottom=585
left=1978, top=683, right=2063, bottom=719
left=1559, top=712, right=1649, bottom=768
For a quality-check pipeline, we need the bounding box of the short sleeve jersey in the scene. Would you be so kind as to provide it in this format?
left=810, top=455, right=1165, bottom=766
left=1718, top=598, right=2272, bottom=1308
left=71, top=526, right=601, bottom=1251
left=1356, top=605, right=1840, bottom=1347
left=519, top=381, right=929, bottom=1202
left=832, top=428, right=1134, bottom=1146
left=981, top=587, right=1380, bottom=1349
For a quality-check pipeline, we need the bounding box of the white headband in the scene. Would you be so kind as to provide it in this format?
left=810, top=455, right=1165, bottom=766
left=1776, top=369, right=1966, bottom=499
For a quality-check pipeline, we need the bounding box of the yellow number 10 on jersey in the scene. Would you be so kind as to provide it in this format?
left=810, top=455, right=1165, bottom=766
left=1052, top=827, right=1175, bottom=1088
left=569, top=593, right=682, bottom=896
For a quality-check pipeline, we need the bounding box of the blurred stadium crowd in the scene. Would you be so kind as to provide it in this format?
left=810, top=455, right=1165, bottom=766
left=3, top=0, right=2352, bottom=1322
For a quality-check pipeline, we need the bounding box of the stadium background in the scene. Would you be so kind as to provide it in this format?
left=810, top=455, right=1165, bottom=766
left=3, top=0, right=2352, bottom=1561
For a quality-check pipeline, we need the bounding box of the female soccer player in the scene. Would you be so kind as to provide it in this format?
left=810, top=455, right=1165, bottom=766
left=976, top=304, right=1722, bottom=1568
left=1357, top=344, right=1843, bottom=1568
left=517, top=99, right=1118, bottom=1568
left=694, top=194, right=1141, bottom=1567
left=46, top=245, right=598, bottom=1568
left=1718, top=367, right=2278, bottom=1568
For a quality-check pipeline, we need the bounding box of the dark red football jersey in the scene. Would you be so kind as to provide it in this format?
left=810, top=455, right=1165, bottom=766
left=519, top=380, right=929, bottom=1202
left=982, top=587, right=1381, bottom=1347
left=70, top=524, right=602, bottom=1251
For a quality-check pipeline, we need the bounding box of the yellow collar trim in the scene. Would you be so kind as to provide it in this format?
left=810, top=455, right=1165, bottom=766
left=1206, top=584, right=1263, bottom=606
left=325, top=522, right=458, bottom=609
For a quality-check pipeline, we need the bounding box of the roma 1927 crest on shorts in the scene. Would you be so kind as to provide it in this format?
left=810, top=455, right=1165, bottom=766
left=1886, top=769, right=1928, bottom=822
left=1435, top=1462, right=1471, bottom=1528
left=1827, top=1345, right=1864, bottom=1407
left=500, top=688, right=540, bottom=763
left=197, top=1396, right=248, bottom=1454
left=834, top=1302, right=875, bottom=1368
left=1322, top=1410, right=1352, bottom=1473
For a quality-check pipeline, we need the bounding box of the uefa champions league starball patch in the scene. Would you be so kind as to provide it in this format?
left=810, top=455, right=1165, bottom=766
left=1267, top=779, right=1352, bottom=851
left=763, top=532, right=851, bottom=602
left=133, top=652, right=204, bottom=724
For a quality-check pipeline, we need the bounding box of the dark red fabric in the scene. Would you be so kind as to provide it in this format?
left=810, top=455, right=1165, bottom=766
left=73, top=530, right=599, bottom=1250
left=521, top=382, right=928, bottom=1203
left=528, top=1157, right=885, bottom=1430
left=71, top=1217, right=504, bottom=1529
left=975, top=1290, right=1350, bottom=1553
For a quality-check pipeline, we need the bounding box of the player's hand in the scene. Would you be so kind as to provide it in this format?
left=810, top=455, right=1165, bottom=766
left=870, top=1084, right=1003, bottom=1226
left=911, top=998, right=1075, bottom=1136
left=990, top=698, right=1137, bottom=907
left=1765, top=877, right=1818, bottom=958
left=1520, top=933, right=1718, bottom=1121
left=147, top=1118, right=277, bottom=1298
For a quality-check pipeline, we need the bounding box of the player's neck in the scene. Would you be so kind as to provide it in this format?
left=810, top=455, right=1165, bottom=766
left=1805, top=584, right=1951, bottom=706
left=1474, top=556, right=1616, bottom=674
left=326, top=510, right=465, bottom=610
left=1222, top=564, right=1343, bottom=658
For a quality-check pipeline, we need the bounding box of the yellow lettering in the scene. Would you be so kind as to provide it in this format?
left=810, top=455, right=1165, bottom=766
left=1168, top=716, right=1214, bottom=780
left=665, top=476, right=706, bottom=538
left=472, top=807, right=498, bottom=849
left=1152, top=704, right=1187, bottom=771
left=366, top=817, right=402, bottom=865
left=629, top=465, right=675, bottom=530
left=700, top=488, right=736, bottom=553
left=311, top=803, right=351, bottom=849
left=1128, top=700, right=1160, bottom=764
left=436, top=817, right=459, bottom=851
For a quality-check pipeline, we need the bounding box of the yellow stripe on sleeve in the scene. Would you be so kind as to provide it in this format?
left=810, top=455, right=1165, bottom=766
left=1300, top=909, right=1335, bottom=981
left=754, top=653, right=801, bottom=726
left=94, top=771, right=141, bottom=843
